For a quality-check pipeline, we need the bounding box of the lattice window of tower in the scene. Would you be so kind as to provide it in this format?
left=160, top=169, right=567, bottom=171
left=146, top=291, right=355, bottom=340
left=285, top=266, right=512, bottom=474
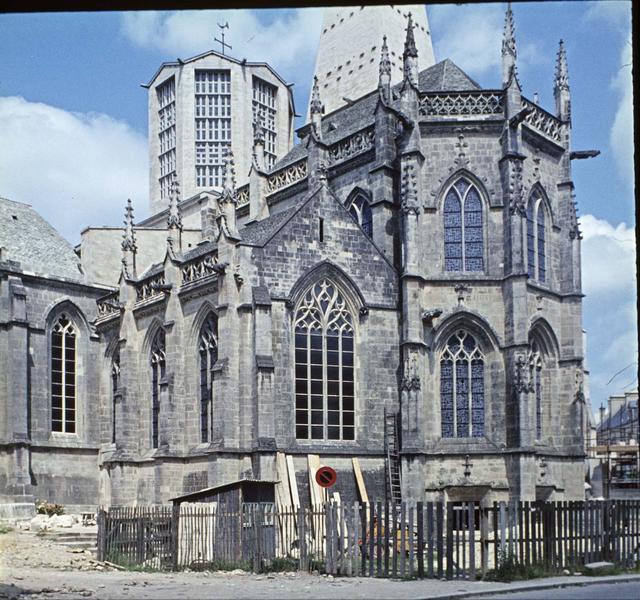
left=157, top=76, right=176, bottom=200
left=252, top=77, right=278, bottom=169
left=194, top=70, right=232, bottom=188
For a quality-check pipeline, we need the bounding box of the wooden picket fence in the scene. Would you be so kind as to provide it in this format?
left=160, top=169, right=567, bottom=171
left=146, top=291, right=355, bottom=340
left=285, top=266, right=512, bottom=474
left=97, top=500, right=640, bottom=577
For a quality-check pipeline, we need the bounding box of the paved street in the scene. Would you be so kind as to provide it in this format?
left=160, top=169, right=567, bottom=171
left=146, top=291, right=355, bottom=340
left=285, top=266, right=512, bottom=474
left=469, top=580, right=640, bottom=599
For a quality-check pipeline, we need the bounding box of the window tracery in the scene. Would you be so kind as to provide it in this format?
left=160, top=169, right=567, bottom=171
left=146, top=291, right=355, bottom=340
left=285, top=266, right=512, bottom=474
left=51, top=314, right=77, bottom=433
left=526, top=193, right=546, bottom=282
left=440, top=330, right=485, bottom=438
left=348, top=192, right=373, bottom=238
left=199, top=314, right=218, bottom=443
left=443, top=178, right=483, bottom=272
left=150, top=329, right=166, bottom=449
left=294, top=280, right=355, bottom=441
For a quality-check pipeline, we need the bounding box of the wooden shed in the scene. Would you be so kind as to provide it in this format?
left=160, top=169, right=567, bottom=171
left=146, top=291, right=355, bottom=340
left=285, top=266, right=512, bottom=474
left=169, top=478, right=279, bottom=565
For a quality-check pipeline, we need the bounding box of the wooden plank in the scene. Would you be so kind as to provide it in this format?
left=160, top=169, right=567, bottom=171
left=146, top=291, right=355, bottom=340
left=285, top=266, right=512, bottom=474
left=399, top=502, right=406, bottom=578
left=436, top=502, right=444, bottom=579
left=275, top=452, right=292, bottom=509
left=286, top=455, right=300, bottom=509
left=445, top=502, right=454, bottom=580
left=392, top=502, right=398, bottom=578
left=427, top=502, right=434, bottom=578
left=408, top=503, right=415, bottom=579
left=368, top=502, right=375, bottom=578
left=352, top=457, right=369, bottom=505
left=416, top=502, right=424, bottom=579
left=376, top=502, right=382, bottom=577
left=468, top=502, right=476, bottom=580
left=383, top=502, right=390, bottom=578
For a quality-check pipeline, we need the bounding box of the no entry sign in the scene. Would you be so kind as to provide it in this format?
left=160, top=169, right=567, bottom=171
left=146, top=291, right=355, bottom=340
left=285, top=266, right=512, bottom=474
left=315, top=466, right=337, bottom=488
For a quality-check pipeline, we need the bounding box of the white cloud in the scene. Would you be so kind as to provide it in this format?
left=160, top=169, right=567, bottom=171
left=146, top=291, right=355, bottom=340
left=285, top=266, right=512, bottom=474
left=120, top=9, right=322, bottom=82
left=580, top=213, right=636, bottom=296
left=584, top=1, right=631, bottom=29
left=610, top=35, right=634, bottom=187
left=0, top=96, right=148, bottom=244
left=428, top=4, right=539, bottom=81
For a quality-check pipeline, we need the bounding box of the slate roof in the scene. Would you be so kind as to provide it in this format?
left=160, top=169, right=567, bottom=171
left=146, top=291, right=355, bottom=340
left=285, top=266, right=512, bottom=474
left=598, top=399, right=638, bottom=432
left=273, top=58, right=480, bottom=172
left=418, top=58, right=480, bottom=92
left=0, top=197, right=84, bottom=281
left=238, top=205, right=300, bottom=246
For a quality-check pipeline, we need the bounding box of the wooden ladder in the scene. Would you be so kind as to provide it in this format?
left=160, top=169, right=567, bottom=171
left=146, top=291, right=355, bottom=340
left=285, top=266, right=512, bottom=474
left=384, top=408, right=402, bottom=508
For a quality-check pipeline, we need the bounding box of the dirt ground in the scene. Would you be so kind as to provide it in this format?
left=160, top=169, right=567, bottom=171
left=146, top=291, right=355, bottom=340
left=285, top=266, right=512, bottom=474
left=2, top=529, right=640, bottom=600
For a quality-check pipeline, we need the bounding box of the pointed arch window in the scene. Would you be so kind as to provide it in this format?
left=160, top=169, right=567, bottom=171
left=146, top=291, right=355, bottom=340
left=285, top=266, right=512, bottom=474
left=444, top=178, right=484, bottom=272
left=440, top=330, right=485, bottom=438
left=111, top=349, right=120, bottom=444
left=526, top=193, right=546, bottom=282
left=150, top=330, right=166, bottom=449
left=199, top=314, right=218, bottom=443
left=528, top=339, right=543, bottom=441
left=348, top=192, right=373, bottom=238
left=294, top=280, right=355, bottom=441
left=51, top=314, right=76, bottom=433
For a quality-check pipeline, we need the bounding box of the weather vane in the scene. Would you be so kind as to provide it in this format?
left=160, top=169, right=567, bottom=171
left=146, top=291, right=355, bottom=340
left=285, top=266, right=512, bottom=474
left=215, top=22, right=232, bottom=56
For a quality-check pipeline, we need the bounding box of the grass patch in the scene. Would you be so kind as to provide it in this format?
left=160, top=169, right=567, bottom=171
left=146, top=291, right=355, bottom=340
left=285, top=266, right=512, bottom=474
left=262, top=557, right=298, bottom=573
left=0, top=524, right=14, bottom=534
left=484, top=550, right=557, bottom=582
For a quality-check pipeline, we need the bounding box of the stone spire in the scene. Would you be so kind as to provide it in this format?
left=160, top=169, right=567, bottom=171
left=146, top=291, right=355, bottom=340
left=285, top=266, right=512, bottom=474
left=219, top=146, right=239, bottom=236
left=252, top=114, right=266, bottom=171
left=121, top=198, right=137, bottom=277
left=501, top=3, right=519, bottom=88
left=554, top=39, right=571, bottom=121
left=378, top=35, right=392, bottom=100
left=403, top=13, right=419, bottom=85
left=309, top=76, right=324, bottom=139
left=167, top=175, right=182, bottom=253
left=167, top=176, right=182, bottom=230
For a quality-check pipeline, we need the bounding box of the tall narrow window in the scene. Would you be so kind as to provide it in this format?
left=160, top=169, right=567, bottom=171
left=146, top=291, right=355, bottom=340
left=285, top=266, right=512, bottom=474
left=195, top=70, right=231, bottom=188
left=440, top=330, right=484, bottom=438
left=199, top=314, right=218, bottom=443
left=526, top=193, right=546, bottom=282
left=348, top=192, right=373, bottom=238
left=252, top=77, right=278, bottom=169
left=294, top=280, right=355, bottom=441
left=528, top=340, right=543, bottom=441
left=444, top=178, right=484, bottom=272
left=150, top=330, right=166, bottom=449
left=51, top=314, right=76, bottom=433
left=157, top=76, right=176, bottom=200
left=111, top=350, right=120, bottom=444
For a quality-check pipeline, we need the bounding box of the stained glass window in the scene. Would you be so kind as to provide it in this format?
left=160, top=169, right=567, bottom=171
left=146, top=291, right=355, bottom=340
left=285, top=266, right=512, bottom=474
left=527, top=193, right=547, bottom=282
left=150, top=329, right=166, bottom=449
left=444, top=178, right=484, bottom=272
left=528, top=340, right=543, bottom=441
left=199, top=314, right=218, bottom=443
left=51, top=314, right=76, bottom=433
left=294, top=280, right=355, bottom=441
left=440, top=330, right=484, bottom=438
left=348, top=192, right=373, bottom=238
left=111, top=350, right=120, bottom=444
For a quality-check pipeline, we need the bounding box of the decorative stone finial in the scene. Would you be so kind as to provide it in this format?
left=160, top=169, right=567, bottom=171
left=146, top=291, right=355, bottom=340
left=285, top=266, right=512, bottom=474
left=555, top=40, right=570, bottom=92
left=403, top=13, right=418, bottom=59
left=121, top=198, right=137, bottom=253
left=309, top=76, right=324, bottom=116
left=220, top=146, right=237, bottom=204
left=379, top=35, right=391, bottom=80
left=501, top=3, right=520, bottom=88
left=554, top=39, right=571, bottom=122
left=502, top=3, right=517, bottom=59
left=167, top=176, right=182, bottom=230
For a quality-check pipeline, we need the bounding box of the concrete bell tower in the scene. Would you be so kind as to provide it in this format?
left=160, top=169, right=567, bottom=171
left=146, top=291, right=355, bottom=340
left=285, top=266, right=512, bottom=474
left=308, top=5, right=436, bottom=117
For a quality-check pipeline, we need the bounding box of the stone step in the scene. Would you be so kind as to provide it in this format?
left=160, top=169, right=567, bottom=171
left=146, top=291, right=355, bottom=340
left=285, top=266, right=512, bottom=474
left=41, top=531, right=97, bottom=541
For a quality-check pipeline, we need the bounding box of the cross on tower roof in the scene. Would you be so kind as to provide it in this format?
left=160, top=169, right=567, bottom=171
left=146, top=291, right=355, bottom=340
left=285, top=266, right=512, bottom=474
left=215, top=22, right=232, bottom=56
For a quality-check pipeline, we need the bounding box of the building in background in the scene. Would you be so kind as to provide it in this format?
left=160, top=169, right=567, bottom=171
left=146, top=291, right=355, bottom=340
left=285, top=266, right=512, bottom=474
left=146, top=50, right=295, bottom=215
left=589, top=390, right=639, bottom=499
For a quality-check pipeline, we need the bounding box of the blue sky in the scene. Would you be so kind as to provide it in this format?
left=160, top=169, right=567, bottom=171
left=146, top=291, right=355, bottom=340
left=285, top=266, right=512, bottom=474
left=0, top=2, right=635, bottom=415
